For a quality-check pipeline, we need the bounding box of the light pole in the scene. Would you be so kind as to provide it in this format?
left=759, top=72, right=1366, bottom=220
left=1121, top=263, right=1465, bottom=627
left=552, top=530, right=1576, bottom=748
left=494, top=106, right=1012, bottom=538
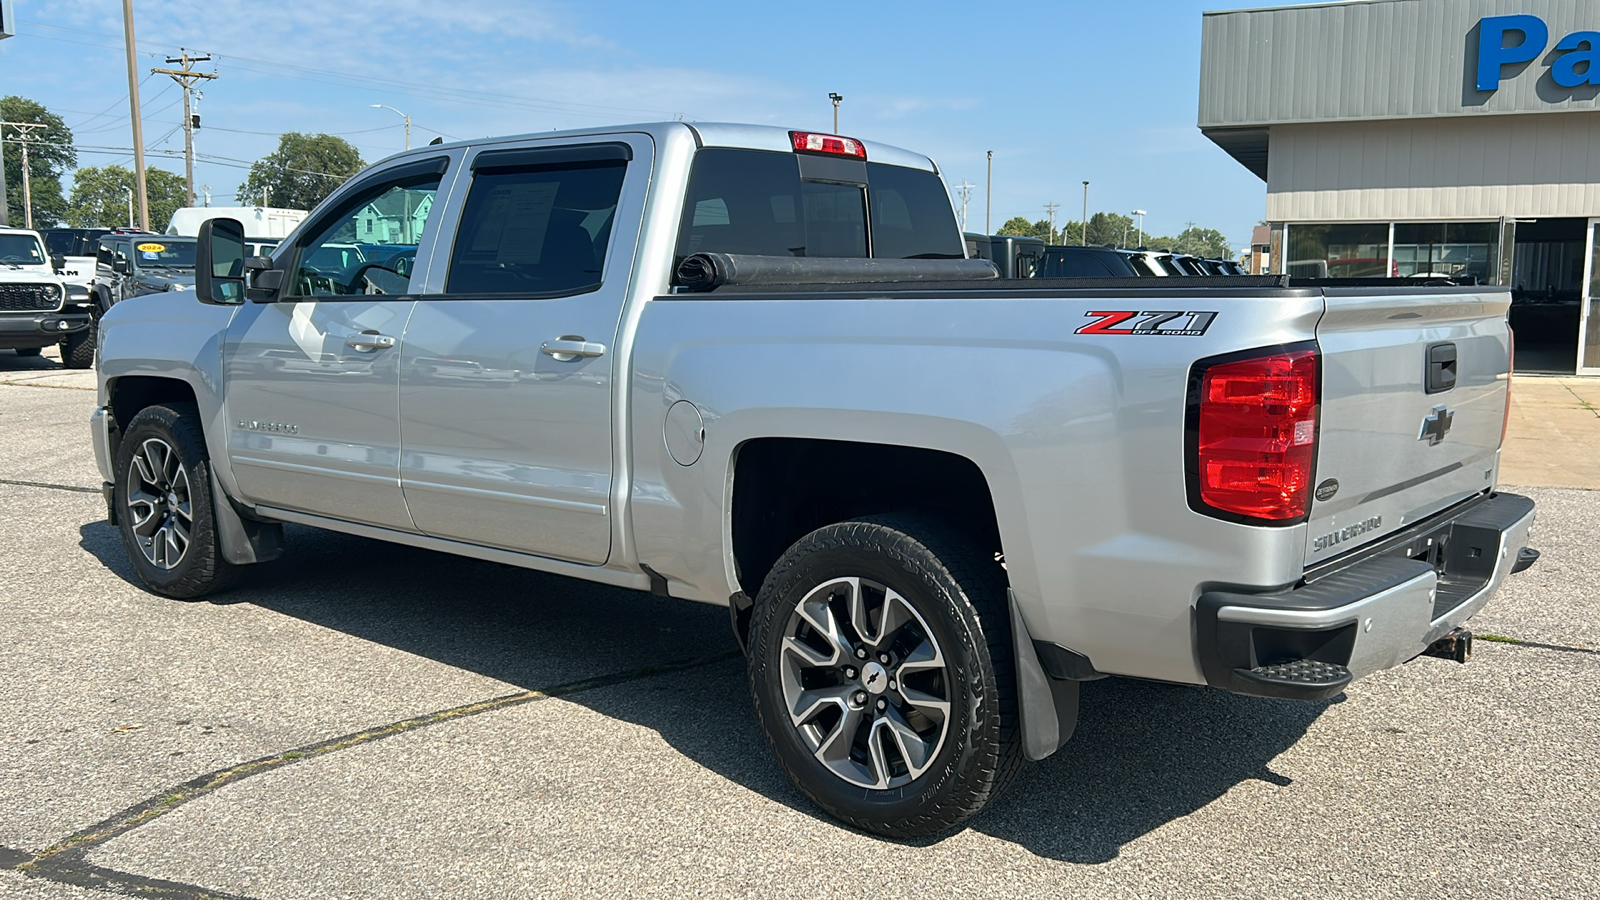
left=985, top=151, right=993, bottom=235
left=1133, top=209, right=1147, bottom=247
left=125, top=186, right=134, bottom=228
left=1080, top=181, right=1089, bottom=246
left=828, top=93, right=843, bottom=132
left=370, top=104, right=411, bottom=149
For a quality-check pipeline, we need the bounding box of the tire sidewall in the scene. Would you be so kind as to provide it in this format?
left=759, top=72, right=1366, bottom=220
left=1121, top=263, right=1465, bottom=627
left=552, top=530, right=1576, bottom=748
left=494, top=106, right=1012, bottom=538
left=112, top=404, right=226, bottom=597
left=749, top=522, right=1003, bottom=830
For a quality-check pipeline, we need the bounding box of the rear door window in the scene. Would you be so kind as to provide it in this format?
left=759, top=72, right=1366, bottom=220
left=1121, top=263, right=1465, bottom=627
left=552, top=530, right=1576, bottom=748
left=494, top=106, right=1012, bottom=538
left=444, top=157, right=626, bottom=295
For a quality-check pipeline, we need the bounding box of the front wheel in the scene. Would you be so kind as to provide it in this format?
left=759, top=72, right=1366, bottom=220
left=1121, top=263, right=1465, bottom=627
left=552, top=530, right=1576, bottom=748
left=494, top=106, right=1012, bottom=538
left=112, top=403, right=241, bottom=598
left=747, top=516, right=1023, bottom=838
left=61, top=328, right=94, bottom=369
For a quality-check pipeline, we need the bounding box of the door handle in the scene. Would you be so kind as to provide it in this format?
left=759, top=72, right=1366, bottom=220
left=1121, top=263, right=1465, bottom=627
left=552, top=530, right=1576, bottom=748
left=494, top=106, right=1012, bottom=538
left=345, top=331, right=396, bottom=352
left=541, top=337, right=607, bottom=361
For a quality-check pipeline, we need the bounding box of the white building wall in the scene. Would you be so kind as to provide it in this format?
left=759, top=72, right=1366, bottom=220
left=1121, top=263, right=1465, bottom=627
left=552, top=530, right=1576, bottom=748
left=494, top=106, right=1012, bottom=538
left=1266, top=114, right=1600, bottom=222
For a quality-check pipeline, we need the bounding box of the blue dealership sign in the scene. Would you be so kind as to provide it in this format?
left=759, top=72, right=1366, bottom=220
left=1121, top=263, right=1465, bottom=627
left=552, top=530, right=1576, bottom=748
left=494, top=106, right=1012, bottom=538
left=1477, top=14, right=1599, bottom=90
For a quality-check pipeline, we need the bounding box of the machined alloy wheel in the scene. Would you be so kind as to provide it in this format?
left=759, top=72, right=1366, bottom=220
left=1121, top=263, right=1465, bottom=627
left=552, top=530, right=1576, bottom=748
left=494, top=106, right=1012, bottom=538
left=748, top=516, right=1023, bottom=838
left=780, top=575, right=951, bottom=790
left=113, top=403, right=242, bottom=598
left=125, top=437, right=193, bottom=570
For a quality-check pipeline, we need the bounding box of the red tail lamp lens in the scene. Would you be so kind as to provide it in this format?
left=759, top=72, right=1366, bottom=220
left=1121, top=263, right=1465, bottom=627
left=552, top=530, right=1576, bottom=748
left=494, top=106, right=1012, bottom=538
left=1197, top=350, right=1319, bottom=521
left=789, top=131, right=867, bottom=159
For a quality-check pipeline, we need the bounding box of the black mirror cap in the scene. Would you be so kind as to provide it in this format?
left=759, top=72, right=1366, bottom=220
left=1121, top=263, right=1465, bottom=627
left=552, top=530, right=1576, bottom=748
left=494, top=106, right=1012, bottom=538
left=112, top=258, right=130, bottom=274
left=50, top=253, right=66, bottom=272
left=195, top=217, right=248, bottom=305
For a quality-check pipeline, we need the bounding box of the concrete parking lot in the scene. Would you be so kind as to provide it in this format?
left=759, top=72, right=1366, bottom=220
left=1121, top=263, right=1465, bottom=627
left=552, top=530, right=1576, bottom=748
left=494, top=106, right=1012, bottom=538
left=2, top=348, right=1596, bottom=899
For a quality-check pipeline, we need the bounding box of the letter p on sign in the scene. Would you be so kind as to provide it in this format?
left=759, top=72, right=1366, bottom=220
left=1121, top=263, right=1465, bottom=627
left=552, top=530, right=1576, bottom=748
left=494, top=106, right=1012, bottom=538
left=1478, top=15, right=1550, bottom=90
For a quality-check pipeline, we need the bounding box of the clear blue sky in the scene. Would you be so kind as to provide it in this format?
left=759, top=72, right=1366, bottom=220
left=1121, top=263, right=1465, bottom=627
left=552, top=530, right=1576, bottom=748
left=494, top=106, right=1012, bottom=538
left=2, top=0, right=1284, bottom=250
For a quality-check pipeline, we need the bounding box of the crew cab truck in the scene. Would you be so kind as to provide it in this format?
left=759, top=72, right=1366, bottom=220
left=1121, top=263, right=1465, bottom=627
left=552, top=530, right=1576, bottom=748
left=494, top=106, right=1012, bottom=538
left=0, top=227, right=89, bottom=365
left=91, top=122, right=1537, bottom=839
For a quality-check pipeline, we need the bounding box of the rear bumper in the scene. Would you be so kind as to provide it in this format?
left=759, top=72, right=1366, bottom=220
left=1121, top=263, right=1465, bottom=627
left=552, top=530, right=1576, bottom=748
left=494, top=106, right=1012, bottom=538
left=0, top=311, right=90, bottom=348
left=1196, top=492, right=1536, bottom=700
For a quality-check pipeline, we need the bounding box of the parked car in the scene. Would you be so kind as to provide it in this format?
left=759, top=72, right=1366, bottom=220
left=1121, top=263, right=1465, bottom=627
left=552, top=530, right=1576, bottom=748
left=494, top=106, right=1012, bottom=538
left=91, top=234, right=198, bottom=311
left=93, top=121, right=1536, bottom=839
left=1036, top=244, right=1138, bottom=278
left=0, top=226, right=92, bottom=366
left=965, top=232, right=1044, bottom=278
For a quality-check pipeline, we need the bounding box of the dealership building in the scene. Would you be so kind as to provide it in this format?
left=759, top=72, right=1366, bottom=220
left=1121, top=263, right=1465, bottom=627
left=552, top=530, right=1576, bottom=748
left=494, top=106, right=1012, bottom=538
left=1200, top=0, right=1600, bottom=374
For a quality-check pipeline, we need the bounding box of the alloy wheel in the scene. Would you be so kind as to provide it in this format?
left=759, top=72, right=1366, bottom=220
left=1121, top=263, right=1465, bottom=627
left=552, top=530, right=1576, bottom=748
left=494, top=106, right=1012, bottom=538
left=126, top=437, right=193, bottom=570
left=778, top=576, right=952, bottom=790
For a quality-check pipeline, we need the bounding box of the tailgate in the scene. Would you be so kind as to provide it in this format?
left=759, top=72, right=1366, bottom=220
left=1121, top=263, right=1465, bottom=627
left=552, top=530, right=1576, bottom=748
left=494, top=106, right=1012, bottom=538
left=1305, top=287, right=1511, bottom=568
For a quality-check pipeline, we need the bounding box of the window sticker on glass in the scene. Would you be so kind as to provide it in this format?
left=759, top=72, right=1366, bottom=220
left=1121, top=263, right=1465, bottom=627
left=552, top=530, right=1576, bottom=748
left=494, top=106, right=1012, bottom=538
left=138, top=242, right=167, bottom=259
left=470, top=182, right=560, bottom=264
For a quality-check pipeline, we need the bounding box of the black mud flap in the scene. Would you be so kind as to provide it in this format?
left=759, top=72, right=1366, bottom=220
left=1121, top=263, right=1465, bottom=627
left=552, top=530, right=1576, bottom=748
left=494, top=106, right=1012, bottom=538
left=1009, top=590, right=1080, bottom=762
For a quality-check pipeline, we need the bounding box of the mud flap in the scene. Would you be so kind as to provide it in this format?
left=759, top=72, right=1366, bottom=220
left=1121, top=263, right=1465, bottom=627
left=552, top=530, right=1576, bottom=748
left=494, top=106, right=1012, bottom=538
left=1009, top=589, right=1079, bottom=761
left=211, top=471, right=284, bottom=565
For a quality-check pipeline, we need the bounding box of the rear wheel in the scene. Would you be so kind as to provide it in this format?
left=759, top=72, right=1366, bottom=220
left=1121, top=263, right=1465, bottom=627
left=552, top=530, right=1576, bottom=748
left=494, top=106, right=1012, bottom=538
left=113, top=403, right=241, bottom=598
left=747, top=516, right=1022, bottom=837
left=14, top=347, right=41, bottom=357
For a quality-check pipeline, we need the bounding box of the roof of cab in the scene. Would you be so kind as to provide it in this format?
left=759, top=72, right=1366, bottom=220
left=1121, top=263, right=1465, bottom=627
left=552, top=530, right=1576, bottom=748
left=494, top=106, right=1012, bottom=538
left=365, top=121, right=941, bottom=176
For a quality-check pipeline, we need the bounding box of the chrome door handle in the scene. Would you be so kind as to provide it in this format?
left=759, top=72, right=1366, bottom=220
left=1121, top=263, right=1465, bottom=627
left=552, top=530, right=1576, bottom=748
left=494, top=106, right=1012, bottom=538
left=346, top=332, right=396, bottom=352
left=541, top=337, right=607, bottom=361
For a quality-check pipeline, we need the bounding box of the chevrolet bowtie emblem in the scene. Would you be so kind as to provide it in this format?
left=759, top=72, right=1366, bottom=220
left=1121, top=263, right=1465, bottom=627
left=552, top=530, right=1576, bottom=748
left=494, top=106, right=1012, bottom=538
left=1419, top=405, right=1454, bottom=445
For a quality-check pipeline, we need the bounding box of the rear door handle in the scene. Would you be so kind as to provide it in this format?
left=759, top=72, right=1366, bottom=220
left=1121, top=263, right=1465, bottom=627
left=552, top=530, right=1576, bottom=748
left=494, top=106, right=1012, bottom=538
left=346, top=331, right=396, bottom=352
left=541, top=337, right=607, bottom=361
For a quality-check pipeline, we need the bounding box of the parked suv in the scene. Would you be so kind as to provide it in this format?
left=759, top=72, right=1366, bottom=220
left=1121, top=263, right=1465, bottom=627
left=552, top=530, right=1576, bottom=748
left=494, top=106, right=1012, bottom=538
left=1036, top=245, right=1138, bottom=278
left=0, top=226, right=91, bottom=366
left=91, top=234, right=198, bottom=315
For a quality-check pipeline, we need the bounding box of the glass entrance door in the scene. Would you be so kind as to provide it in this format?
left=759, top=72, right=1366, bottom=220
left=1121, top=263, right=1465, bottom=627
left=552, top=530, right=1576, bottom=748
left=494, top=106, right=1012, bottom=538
left=1581, top=218, right=1600, bottom=375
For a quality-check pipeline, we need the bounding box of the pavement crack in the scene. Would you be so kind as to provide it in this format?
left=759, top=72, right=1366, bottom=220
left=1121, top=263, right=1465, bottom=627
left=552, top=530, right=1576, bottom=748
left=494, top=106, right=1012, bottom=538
left=0, top=478, right=102, bottom=494
left=19, top=649, right=741, bottom=892
left=0, top=380, right=95, bottom=391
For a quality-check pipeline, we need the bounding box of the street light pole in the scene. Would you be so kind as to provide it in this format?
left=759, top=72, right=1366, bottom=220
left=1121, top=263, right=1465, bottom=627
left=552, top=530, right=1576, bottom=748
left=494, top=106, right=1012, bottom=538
left=370, top=104, right=411, bottom=149
left=985, top=151, right=993, bottom=235
left=1133, top=209, right=1146, bottom=247
left=1080, top=181, right=1089, bottom=246
left=828, top=93, right=843, bottom=133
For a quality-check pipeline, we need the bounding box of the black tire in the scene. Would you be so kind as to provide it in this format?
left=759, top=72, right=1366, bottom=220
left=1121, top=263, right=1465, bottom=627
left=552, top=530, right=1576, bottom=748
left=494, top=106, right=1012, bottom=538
left=14, top=347, right=41, bottom=357
left=62, top=328, right=94, bottom=369
left=113, top=403, right=242, bottom=599
left=747, top=516, right=1023, bottom=838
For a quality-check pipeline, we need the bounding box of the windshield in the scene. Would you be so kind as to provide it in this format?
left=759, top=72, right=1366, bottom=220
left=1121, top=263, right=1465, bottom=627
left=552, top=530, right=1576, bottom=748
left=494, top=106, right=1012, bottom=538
left=130, top=239, right=197, bottom=269
left=0, top=233, right=47, bottom=265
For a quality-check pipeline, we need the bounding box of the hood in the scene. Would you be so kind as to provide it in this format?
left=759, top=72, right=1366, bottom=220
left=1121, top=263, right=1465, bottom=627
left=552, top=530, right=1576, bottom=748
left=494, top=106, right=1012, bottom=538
left=133, top=271, right=197, bottom=292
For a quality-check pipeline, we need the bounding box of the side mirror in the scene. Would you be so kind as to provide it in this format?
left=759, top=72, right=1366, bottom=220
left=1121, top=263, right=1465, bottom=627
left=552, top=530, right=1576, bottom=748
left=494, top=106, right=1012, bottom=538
left=195, top=217, right=247, bottom=305
left=50, top=253, right=66, bottom=272
left=112, top=258, right=130, bottom=275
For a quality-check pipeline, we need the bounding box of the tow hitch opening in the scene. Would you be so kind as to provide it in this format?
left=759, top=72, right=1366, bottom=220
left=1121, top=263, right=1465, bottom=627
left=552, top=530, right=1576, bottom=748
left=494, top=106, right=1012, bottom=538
left=1423, top=628, right=1473, bottom=664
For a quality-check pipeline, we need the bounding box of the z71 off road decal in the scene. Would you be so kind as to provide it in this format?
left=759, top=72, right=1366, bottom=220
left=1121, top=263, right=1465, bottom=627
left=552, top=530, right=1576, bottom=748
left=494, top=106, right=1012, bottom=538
left=1076, top=310, right=1218, bottom=336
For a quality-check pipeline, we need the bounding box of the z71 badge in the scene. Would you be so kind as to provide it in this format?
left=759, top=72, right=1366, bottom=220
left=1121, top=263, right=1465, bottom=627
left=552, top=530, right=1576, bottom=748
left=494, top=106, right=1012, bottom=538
left=1076, top=310, right=1218, bottom=336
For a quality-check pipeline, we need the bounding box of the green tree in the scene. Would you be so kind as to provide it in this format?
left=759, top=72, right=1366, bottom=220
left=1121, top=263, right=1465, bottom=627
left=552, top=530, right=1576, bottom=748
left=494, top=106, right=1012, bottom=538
left=1170, top=225, right=1233, bottom=259
left=66, top=165, right=188, bottom=230
left=1, top=96, right=76, bottom=228
left=1086, top=211, right=1136, bottom=247
left=238, top=133, right=365, bottom=211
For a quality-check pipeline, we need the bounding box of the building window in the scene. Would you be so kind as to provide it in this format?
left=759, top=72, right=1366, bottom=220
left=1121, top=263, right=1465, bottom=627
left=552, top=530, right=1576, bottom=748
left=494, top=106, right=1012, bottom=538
left=1285, top=223, right=1390, bottom=278
left=1393, top=223, right=1497, bottom=281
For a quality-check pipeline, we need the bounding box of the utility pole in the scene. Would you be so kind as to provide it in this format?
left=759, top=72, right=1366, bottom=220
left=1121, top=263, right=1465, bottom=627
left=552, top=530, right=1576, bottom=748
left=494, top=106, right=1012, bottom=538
left=0, top=125, right=8, bottom=227
left=122, top=0, right=150, bottom=231
left=1043, top=201, right=1060, bottom=245
left=0, top=122, right=45, bottom=229
left=829, top=93, right=843, bottom=132
left=152, top=49, right=217, bottom=208
left=954, top=180, right=975, bottom=232
left=985, top=151, right=993, bottom=235
left=1080, top=181, right=1089, bottom=246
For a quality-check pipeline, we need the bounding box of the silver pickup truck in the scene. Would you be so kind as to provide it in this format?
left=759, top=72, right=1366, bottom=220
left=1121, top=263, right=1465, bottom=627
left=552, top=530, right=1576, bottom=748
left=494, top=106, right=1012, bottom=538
left=90, top=122, right=1537, bottom=838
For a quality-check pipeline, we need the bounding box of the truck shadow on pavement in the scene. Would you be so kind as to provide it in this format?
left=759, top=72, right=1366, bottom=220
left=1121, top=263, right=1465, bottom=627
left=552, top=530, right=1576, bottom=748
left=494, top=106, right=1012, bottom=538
left=78, top=518, right=1328, bottom=864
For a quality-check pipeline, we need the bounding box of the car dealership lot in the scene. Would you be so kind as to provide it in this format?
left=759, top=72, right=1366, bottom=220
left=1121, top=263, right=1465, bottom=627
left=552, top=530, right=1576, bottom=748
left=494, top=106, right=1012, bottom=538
left=1, top=352, right=1596, bottom=899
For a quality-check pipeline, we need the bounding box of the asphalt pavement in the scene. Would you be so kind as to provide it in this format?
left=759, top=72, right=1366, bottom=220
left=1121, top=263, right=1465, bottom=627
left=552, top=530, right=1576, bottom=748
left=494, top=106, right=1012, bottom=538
left=2, top=347, right=1596, bottom=899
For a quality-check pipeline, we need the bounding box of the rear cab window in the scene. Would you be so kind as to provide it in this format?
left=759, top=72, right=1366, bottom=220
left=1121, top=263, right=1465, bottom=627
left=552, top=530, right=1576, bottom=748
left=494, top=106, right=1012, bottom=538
left=674, top=148, right=962, bottom=278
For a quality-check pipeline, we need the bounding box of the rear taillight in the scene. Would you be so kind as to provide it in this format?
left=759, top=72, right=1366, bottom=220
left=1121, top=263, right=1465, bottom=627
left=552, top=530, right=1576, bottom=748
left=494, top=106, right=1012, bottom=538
left=789, top=131, right=867, bottom=159
left=1190, top=347, right=1319, bottom=522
